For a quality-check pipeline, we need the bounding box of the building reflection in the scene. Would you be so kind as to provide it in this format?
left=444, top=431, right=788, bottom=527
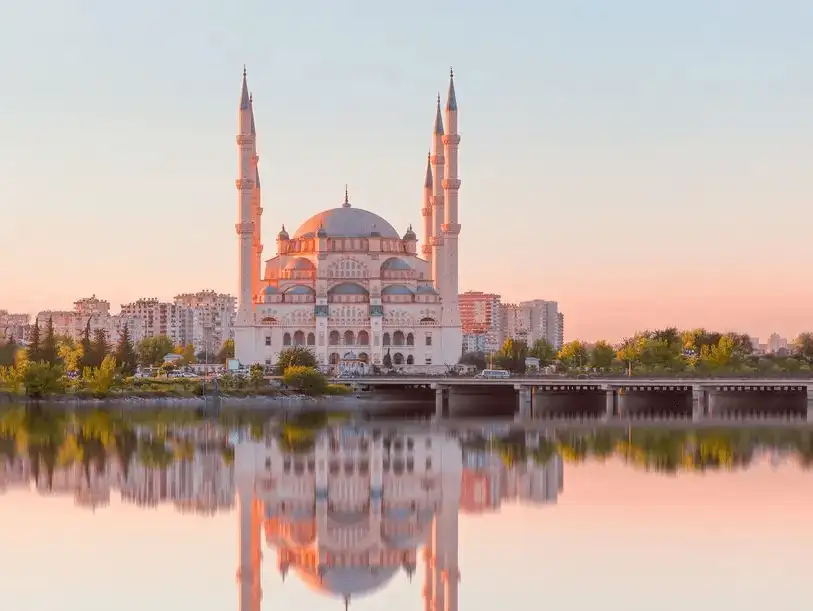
left=233, top=427, right=563, bottom=611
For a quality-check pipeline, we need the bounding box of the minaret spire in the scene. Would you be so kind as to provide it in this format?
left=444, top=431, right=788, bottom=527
left=235, top=65, right=258, bottom=362
left=343, top=184, right=351, bottom=208
left=421, top=151, right=433, bottom=262
left=441, top=68, right=463, bottom=365
left=431, top=94, right=446, bottom=289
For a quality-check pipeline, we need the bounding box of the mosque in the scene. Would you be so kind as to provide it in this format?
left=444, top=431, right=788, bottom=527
left=232, top=68, right=463, bottom=372
left=234, top=428, right=462, bottom=611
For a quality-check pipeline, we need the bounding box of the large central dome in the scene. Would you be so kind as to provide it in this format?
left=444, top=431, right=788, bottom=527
left=293, top=206, right=400, bottom=239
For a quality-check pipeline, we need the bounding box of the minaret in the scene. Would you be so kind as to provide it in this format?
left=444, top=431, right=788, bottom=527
left=250, top=93, right=263, bottom=298
left=237, top=489, right=263, bottom=611
left=441, top=69, right=463, bottom=364
left=236, top=67, right=257, bottom=325
left=421, top=152, right=433, bottom=264
left=431, top=96, right=445, bottom=289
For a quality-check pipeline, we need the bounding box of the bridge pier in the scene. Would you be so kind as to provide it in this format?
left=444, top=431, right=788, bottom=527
left=514, top=385, right=532, bottom=421
left=692, top=385, right=706, bottom=421
left=603, top=386, right=616, bottom=420
left=432, top=384, right=448, bottom=419
left=807, top=385, right=813, bottom=422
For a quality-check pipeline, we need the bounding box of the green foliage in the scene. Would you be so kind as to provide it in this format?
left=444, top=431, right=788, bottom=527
left=495, top=339, right=527, bottom=373
left=590, top=341, right=615, bottom=369
left=282, top=366, right=327, bottom=395
left=528, top=339, right=557, bottom=366
left=557, top=340, right=588, bottom=368
left=82, top=355, right=120, bottom=398
left=249, top=363, right=266, bottom=388
left=0, top=337, right=17, bottom=367
left=0, top=365, right=24, bottom=393
left=114, top=325, right=138, bottom=376
left=27, top=322, right=41, bottom=363
left=135, top=335, right=174, bottom=367
left=325, top=383, right=351, bottom=395
left=382, top=349, right=392, bottom=369
left=217, top=338, right=235, bottom=362
left=793, top=332, right=813, bottom=360
left=276, top=346, right=318, bottom=372
left=57, top=336, right=82, bottom=372
left=78, top=321, right=94, bottom=370
left=23, top=362, right=65, bottom=398
left=459, top=351, right=487, bottom=371
left=41, top=317, right=59, bottom=366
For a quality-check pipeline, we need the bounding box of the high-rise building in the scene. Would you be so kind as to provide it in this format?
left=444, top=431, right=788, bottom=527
left=174, top=290, right=236, bottom=354
left=459, top=291, right=501, bottom=353
left=0, top=310, right=30, bottom=341
left=118, top=298, right=192, bottom=346
left=499, top=300, right=564, bottom=349
left=36, top=295, right=116, bottom=341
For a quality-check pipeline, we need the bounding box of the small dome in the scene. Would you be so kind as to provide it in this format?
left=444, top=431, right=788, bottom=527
left=262, top=285, right=280, bottom=295
left=328, top=282, right=369, bottom=295
left=284, top=285, right=315, bottom=295
left=381, top=285, right=413, bottom=296
left=294, top=565, right=400, bottom=598
left=317, top=223, right=327, bottom=238
left=381, top=257, right=411, bottom=271
left=285, top=258, right=315, bottom=271
left=278, top=225, right=289, bottom=239
left=415, top=285, right=438, bottom=294
left=403, top=225, right=416, bottom=240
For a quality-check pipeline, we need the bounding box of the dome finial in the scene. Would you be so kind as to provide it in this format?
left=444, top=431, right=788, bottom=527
left=343, top=184, right=351, bottom=208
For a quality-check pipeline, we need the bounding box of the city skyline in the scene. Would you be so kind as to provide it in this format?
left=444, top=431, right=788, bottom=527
left=3, top=2, right=813, bottom=341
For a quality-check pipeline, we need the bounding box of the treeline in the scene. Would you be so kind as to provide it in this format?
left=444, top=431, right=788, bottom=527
left=463, top=328, right=813, bottom=375
left=0, top=318, right=235, bottom=373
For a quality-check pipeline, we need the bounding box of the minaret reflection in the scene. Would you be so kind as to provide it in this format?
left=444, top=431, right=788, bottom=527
left=234, top=427, right=564, bottom=611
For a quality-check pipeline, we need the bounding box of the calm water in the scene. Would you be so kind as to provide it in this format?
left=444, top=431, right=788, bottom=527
left=1, top=405, right=812, bottom=611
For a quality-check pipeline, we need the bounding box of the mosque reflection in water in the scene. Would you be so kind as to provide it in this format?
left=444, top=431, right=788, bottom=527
left=2, top=406, right=813, bottom=610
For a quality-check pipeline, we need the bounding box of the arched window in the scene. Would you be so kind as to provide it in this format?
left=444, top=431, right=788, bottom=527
left=344, top=330, right=355, bottom=345
left=307, top=332, right=315, bottom=346
left=393, top=331, right=405, bottom=346
left=406, top=355, right=414, bottom=365
left=293, top=330, right=305, bottom=346
left=357, top=330, right=369, bottom=346
left=283, top=332, right=291, bottom=346
left=383, top=332, right=391, bottom=346
left=329, top=353, right=340, bottom=365
left=406, top=332, right=414, bottom=346
left=329, top=331, right=340, bottom=346
left=393, top=352, right=404, bottom=365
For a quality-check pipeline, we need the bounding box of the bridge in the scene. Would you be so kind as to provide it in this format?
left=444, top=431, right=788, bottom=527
left=330, top=376, right=813, bottom=422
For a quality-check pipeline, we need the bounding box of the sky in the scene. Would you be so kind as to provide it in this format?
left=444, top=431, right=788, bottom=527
left=2, top=1, right=813, bottom=342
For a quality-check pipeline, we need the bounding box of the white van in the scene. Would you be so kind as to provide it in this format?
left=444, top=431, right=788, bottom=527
left=476, top=369, right=511, bottom=379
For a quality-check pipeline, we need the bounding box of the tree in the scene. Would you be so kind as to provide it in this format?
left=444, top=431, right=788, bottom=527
left=27, top=321, right=41, bottom=363
left=528, top=339, right=557, bottom=366
left=794, top=332, right=813, bottom=360
left=114, top=325, right=138, bottom=376
left=459, top=351, right=487, bottom=371
left=41, top=316, right=59, bottom=366
left=382, top=349, right=393, bottom=369
left=0, top=336, right=16, bottom=367
left=590, top=341, right=615, bottom=370
left=23, top=362, right=65, bottom=398
left=82, top=355, right=119, bottom=398
left=57, top=336, right=82, bottom=372
left=179, top=343, right=196, bottom=365
left=249, top=363, right=266, bottom=388
left=88, top=328, right=109, bottom=369
left=699, top=335, right=737, bottom=371
left=217, top=339, right=235, bottom=363
left=276, top=346, right=318, bottom=372
left=282, top=366, right=327, bottom=395
left=494, top=339, right=527, bottom=373
left=78, top=320, right=94, bottom=370
left=135, top=335, right=174, bottom=368
left=557, top=340, right=588, bottom=369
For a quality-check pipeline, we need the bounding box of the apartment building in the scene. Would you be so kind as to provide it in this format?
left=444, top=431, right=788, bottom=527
left=459, top=291, right=502, bottom=353
left=0, top=310, right=29, bottom=341
left=35, top=296, right=117, bottom=341
left=119, top=298, right=192, bottom=346
left=499, top=299, right=564, bottom=349
left=174, top=290, right=236, bottom=354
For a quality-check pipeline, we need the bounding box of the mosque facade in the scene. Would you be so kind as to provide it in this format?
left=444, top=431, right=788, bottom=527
left=232, top=68, right=463, bottom=371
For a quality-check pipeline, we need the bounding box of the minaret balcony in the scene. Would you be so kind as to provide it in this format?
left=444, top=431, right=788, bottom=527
left=441, top=179, right=461, bottom=190
left=235, top=178, right=255, bottom=190
left=441, top=223, right=461, bottom=235
left=442, top=134, right=461, bottom=146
